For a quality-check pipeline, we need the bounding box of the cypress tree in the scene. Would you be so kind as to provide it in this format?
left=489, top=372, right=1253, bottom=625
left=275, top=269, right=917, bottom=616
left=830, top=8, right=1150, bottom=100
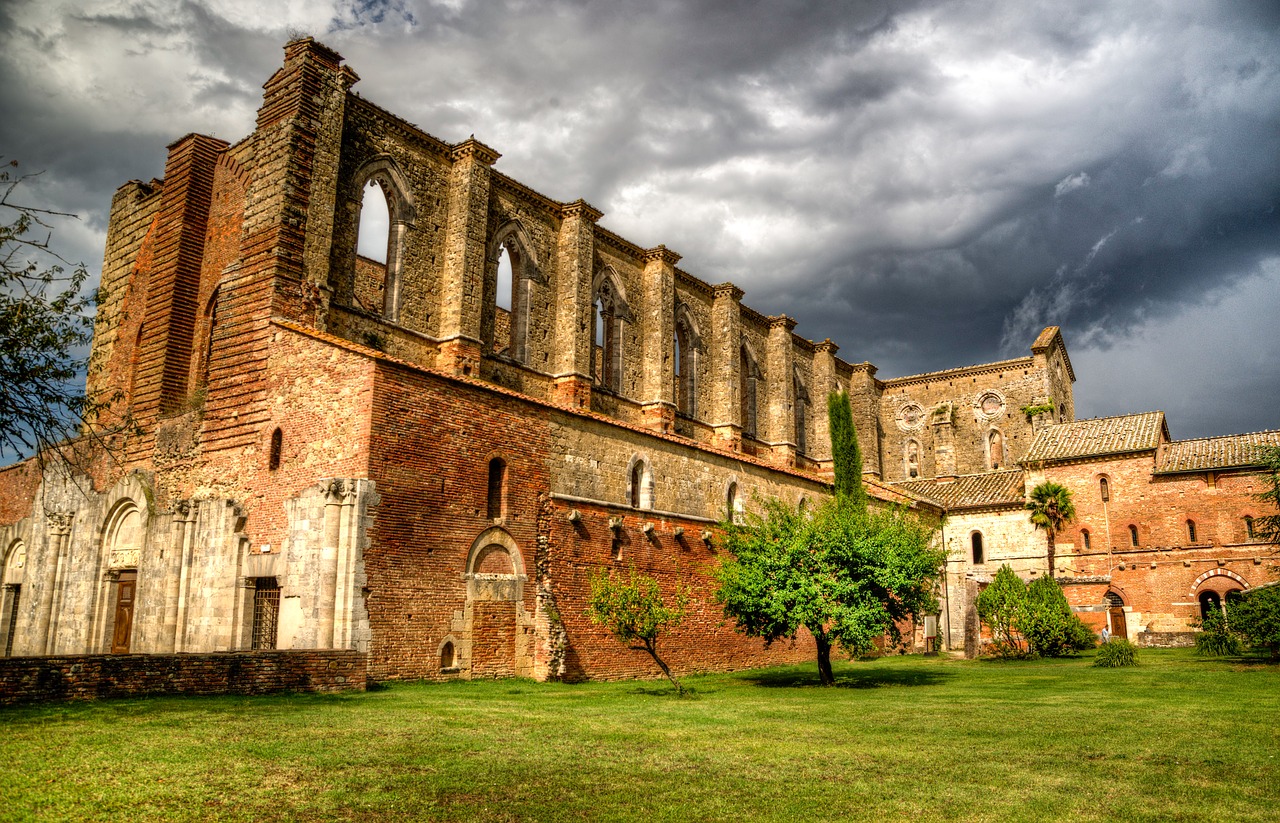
left=827, top=390, right=865, bottom=507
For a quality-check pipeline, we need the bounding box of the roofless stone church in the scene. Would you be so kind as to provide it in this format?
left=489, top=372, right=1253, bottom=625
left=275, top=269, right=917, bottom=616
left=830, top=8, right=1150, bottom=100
left=0, top=40, right=1276, bottom=684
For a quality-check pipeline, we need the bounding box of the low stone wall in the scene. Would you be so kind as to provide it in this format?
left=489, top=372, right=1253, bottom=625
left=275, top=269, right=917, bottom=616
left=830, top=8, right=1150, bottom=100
left=1135, top=631, right=1196, bottom=649
left=0, top=650, right=367, bottom=707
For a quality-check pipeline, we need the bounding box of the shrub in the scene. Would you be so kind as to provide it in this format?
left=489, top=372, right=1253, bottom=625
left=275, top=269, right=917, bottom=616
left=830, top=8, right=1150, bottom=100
left=975, top=565, right=1027, bottom=657
left=1093, top=638, right=1138, bottom=667
left=1020, top=576, right=1095, bottom=657
left=1194, top=608, right=1242, bottom=657
left=1228, top=584, right=1280, bottom=660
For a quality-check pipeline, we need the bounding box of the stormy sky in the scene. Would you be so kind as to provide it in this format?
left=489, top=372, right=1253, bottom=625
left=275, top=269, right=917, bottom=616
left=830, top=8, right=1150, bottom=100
left=3, top=0, right=1278, bottom=441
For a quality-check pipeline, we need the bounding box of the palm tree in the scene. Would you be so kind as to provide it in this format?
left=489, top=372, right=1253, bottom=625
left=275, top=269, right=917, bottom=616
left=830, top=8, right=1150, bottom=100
left=1026, top=481, right=1075, bottom=577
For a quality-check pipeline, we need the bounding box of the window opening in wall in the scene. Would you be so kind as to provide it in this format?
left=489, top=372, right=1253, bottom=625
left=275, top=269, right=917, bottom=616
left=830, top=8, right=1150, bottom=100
left=1128, top=524, right=1139, bottom=547
left=487, top=457, right=507, bottom=520
left=357, top=180, right=390, bottom=263
left=1198, top=590, right=1222, bottom=620
left=1186, top=519, right=1197, bottom=544
left=674, top=311, right=697, bottom=418
left=1245, top=516, right=1255, bottom=540
left=251, top=577, right=280, bottom=650
left=440, top=640, right=456, bottom=670
left=268, top=428, right=282, bottom=471
left=630, top=461, right=644, bottom=509
left=726, top=482, right=739, bottom=523
left=971, top=533, right=984, bottom=565
left=1081, top=529, right=1091, bottom=551
left=1059, top=403, right=1066, bottom=422
left=988, top=429, right=1004, bottom=470
left=740, top=345, right=760, bottom=438
left=198, top=289, right=219, bottom=388
left=1, top=584, right=19, bottom=657
left=1100, top=477, right=1110, bottom=502
left=906, top=439, right=921, bottom=479
left=793, top=374, right=809, bottom=456
left=496, top=247, right=513, bottom=311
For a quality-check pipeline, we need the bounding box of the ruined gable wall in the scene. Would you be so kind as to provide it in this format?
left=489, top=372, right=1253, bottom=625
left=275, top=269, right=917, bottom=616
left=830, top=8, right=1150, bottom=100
left=878, top=357, right=1050, bottom=482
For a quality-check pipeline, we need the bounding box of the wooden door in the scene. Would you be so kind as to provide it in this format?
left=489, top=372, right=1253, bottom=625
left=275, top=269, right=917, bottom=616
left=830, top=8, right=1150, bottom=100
left=1109, top=606, right=1127, bottom=641
left=111, top=571, right=137, bottom=654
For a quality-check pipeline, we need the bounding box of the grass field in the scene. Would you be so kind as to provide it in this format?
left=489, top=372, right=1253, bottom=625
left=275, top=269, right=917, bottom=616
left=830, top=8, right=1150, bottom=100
left=2, top=649, right=1278, bottom=822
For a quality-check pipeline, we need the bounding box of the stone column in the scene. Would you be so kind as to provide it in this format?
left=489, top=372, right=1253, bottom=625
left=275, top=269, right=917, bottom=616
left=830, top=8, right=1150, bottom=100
left=551, top=199, right=602, bottom=408
left=764, top=315, right=797, bottom=467
left=36, top=512, right=72, bottom=654
left=163, top=500, right=197, bottom=652
left=709, top=283, right=744, bottom=451
left=438, top=138, right=501, bottom=377
left=640, top=245, right=680, bottom=433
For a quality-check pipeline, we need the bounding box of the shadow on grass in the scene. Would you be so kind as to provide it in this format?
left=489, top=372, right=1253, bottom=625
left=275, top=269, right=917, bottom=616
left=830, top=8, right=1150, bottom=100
left=740, top=665, right=952, bottom=690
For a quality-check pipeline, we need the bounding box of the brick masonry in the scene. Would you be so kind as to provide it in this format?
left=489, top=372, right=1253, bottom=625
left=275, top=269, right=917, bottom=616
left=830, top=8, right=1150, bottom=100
left=0, top=650, right=366, bottom=706
left=0, top=37, right=1275, bottom=684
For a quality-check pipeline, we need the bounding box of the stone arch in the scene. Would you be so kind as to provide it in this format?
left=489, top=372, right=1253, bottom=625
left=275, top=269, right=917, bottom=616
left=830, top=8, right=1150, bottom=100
left=99, top=494, right=147, bottom=655
left=352, top=155, right=416, bottom=322
left=986, top=427, right=1006, bottom=471
left=1, top=538, right=27, bottom=657
left=626, top=453, right=654, bottom=510
left=592, top=266, right=632, bottom=391
left=904, top=438, right=922, bottom=479
left=674, top=302, right=703, bottom=416
left=793, top=367, right=811, bottom=456
left=1188, top=568, right=1250, bottom=598
left=488, top=219, right=545, bottom=363
left=970, top=531, right=984, bottom=565
left=740, top=338, right=763, bottom=437
left=438, top=635, right=459, bottom=670
left=464, top=527, right=526, bottom=602
left=724, top=475, right=744, bottom=523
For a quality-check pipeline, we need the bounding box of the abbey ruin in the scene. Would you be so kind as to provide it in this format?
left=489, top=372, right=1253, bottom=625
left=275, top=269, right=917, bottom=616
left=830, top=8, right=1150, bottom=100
left=1, top=39, right=1276, bottom=682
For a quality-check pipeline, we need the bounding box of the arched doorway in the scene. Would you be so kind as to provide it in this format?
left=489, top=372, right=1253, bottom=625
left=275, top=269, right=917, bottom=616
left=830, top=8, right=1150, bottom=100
left=463, top=528, right=531, bottom=678
left=1105, top=591, right=1127, bottom=641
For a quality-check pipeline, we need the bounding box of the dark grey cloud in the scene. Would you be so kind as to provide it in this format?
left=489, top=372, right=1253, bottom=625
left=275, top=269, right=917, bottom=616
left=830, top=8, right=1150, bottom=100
left=3, top=0, right=1277, bottom=439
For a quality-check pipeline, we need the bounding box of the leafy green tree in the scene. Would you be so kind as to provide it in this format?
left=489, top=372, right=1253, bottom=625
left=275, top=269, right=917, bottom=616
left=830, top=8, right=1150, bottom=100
left=587, top=567, right=689, bottom=694
left=1026, top=481, right=1075, bottom=577
left=1253, top=445, right=1280, bottom=544
left=827, top=390, right=865, bottom=507
left=717, top=396, right=943, bottom=685
left=1019, top=576, right=1095, bottom=657
left=1228, top=584, right=1280, bottom=660
left=975, top=565, right=1028, bottom=658
left=718, top=497, right=944, bottom=685
left=0, top=160, right=107, bottom=461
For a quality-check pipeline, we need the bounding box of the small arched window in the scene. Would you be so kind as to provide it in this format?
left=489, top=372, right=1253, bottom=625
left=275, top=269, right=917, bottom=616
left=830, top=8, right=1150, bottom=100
left=1099, top=477, right=1110, bottom=502
left=268, top=428, right=283, bottom=471
left=726, top=482, right=738, bottom=522
left=905, top=439, right=921, bottom=479
left=740, top=343, right=761, bottom=438
left=1244, top=516, right=1255, bottom=540
left=988, top=429, right=1004, bottom=470
left=793, top=372, right=809, bottom=456
left=971, top=532, right=984, bottom=565
left=487, top=458, right=507, bottom=520
left=353, top=160, right=414, bottom=322
left=628, top=459, right=652, bottom=510
left=1186, top=519, right=1197, bottom=544
left=1081, top=529, right=1091, bottom=551
left=440, top=640, right=456, bottom=670
left=1128, top=524, right=1139, bottom=547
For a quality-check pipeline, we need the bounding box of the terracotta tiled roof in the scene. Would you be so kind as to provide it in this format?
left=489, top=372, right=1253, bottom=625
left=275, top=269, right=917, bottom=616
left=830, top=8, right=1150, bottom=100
left=1156, top=430, right=1280, bottom=474
left=891, top=470, right=1025, bottom=510
left=1021, top=412, right=1166, bottom=464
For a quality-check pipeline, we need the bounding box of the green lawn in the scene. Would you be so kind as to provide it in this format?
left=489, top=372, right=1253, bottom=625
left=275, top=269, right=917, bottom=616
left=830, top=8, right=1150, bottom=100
left=2, top=649, right=1277, bottom=822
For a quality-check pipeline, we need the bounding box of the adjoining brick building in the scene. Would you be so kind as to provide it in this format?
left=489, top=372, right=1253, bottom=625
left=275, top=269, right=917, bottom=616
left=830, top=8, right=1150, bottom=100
left=0, top=40, right=1275, bottom=676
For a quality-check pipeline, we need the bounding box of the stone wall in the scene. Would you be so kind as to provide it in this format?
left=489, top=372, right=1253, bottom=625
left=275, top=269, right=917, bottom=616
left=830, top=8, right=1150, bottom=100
left=0, top=650, right=366, bottom=706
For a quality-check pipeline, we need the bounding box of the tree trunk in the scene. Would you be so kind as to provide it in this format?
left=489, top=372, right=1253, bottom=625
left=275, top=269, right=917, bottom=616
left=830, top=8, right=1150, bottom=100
left=642, top=641, right=684, bottom=695
left=816, top=632, right=835, bottom=686
left=1047, top=528, right=1056, bottom=578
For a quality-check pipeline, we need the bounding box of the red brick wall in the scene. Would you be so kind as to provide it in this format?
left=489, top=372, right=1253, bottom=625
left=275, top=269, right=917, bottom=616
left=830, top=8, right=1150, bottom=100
left=0, top=461, right=39, bottom=525
left=0, top=650, right=365, bottom=706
